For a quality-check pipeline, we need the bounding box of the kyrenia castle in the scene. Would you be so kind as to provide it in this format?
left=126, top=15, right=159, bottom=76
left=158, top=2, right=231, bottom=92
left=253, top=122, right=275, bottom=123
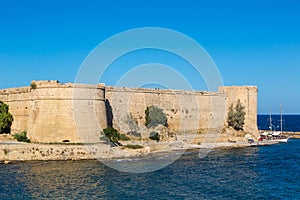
left=0, top=80, right=259, bottom=143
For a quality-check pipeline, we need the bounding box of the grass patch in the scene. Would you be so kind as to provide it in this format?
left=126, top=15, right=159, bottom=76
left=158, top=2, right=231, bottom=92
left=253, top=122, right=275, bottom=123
left=119, top=134, right=130, bottom=141
left=100, top=135, right=109, bottom=141
left=123, top=144, right=143, bottom=149
left=30, top=142, right=85, bottom=145
left=47, top=142, right=84, bottom=145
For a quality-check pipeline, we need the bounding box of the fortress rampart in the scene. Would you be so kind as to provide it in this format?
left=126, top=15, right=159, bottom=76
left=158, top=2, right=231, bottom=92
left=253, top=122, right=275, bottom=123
left=0, top=81, right=107, bottom=143
left=0, top=81, right=258, bottom=142
left=219, top=86, right=258, bottom=135
left=105, top=87, right=227, bottom=134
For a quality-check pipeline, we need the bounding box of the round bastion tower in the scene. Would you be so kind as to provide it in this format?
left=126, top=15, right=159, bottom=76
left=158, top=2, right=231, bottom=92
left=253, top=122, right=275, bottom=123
left=27, top=81, right=107, bottom=143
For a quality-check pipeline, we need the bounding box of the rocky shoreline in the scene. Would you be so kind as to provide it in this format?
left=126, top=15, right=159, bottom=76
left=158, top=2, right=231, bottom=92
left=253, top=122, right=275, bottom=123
left=1, top=131, right=298, bottom=164
left=0, top=140, right=275, bottom=164
left=282, top=131, right=300, bottom=139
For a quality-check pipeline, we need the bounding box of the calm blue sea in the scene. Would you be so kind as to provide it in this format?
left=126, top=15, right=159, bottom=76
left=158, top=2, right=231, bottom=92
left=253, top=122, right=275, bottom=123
left=258, top=114, right=300, bottom=132
left=0, top=115, right=299, bottom=199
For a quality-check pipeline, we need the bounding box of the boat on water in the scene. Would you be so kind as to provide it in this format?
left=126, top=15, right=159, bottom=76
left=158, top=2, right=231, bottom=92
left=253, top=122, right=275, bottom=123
left=259, top=105, right=290, bottom=143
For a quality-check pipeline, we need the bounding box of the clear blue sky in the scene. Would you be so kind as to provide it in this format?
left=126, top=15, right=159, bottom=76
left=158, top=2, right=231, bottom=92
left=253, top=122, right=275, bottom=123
left=0, top=0, right=299, bottom=114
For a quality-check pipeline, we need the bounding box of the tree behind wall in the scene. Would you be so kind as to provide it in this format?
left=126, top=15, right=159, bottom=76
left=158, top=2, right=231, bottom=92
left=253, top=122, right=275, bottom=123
left=0, top=101, right=13, bottom=134
left=227, top=99, right=246, bottom=131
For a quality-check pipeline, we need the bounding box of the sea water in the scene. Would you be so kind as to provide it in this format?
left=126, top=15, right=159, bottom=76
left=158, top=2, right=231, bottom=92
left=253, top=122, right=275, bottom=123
left=0, top=115, right=299, bottom=199
left=258, top=114, right=300, bottom=132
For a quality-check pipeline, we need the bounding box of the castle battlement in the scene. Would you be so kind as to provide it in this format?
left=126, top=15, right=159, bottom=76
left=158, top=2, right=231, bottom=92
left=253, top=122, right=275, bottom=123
left=0, top=81, right=258, bottom=143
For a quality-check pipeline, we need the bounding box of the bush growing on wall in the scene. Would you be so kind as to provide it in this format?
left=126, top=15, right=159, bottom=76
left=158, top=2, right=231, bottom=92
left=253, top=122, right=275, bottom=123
left=227, top=99, right=246, bottom=131
left=149, top=131, right=160, bottom=142
left=30, top=82, right=37, bottom=90
left=103, top=127, right=120, bottom=143
left=145, top=105, right=168, bottom=128
left=13, top=131, right=30, bottom=142
left=0, top=101, right=13, bottom=134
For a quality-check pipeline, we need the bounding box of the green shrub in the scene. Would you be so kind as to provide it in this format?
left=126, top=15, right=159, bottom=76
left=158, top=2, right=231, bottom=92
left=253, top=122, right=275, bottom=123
left=123, top=144, right=143, bottom=149
left=103, top=127, right=120, bottom=143
left=227, top=99, right=246, bottom=130
left=30, top=82, right=37, bottom=90
left=149, top=131, right=160, bottom=142
left=13, top=131, right=30, bottom=143
left=0, top=101, right=13, bottom=134
left=119, top=134, right=130, bottom=141
left=145, top=105, right=168, bottom=128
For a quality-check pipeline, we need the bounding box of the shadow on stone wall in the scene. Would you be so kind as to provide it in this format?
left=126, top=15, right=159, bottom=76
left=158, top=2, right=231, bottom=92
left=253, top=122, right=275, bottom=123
left=105, top=99, right=113, bottom=127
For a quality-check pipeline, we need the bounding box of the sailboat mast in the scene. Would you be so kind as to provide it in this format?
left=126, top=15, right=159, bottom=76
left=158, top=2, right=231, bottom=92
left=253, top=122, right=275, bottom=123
left=280, top=104, right=283, bottom=134
left=269, top=109, right=272, bottom=131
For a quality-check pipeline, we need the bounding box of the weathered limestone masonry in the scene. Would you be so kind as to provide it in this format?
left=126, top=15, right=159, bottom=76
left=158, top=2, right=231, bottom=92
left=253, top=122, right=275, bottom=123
left=219, top=86, right=259, bottom=135
left=105, top=87, right=227, bottom=134
left=0, top=86, right=31, bottom=134
left=0, top=81, right=258, bottom=143
left=105, top=86, right=258, bottom=138
left=0, top=81, right=107, bottom=143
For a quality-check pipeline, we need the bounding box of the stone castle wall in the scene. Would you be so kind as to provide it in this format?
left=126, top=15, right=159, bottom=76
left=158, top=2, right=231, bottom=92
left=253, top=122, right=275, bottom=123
left=105, top=86, right=258, bottom=138
left=0, top=86, right=32, bottom=134
left=0, top=81, right=107, bottom=143
left=219, top=86, right=258, bottom=135
left=0, top=81, right=258, bottom=142
left=105, top=87, right=227, bottom=134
